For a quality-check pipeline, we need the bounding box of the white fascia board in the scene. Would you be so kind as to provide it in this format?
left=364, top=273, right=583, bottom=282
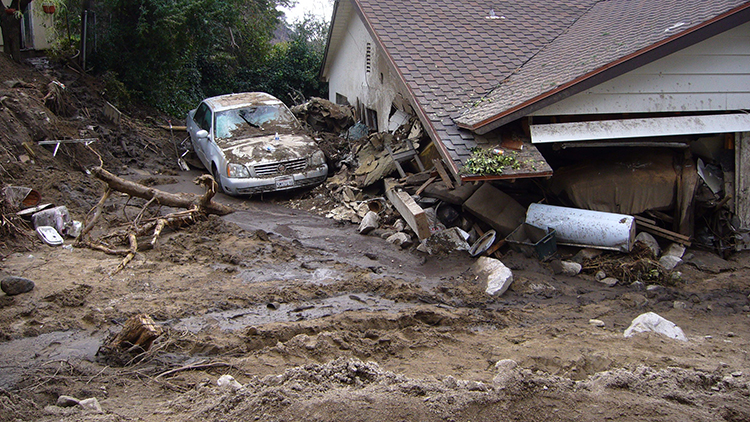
left=530, top=113, right=750, bottom=144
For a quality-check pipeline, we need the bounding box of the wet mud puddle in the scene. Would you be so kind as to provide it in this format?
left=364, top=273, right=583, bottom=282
left=169, top=293, right=415, bottom=333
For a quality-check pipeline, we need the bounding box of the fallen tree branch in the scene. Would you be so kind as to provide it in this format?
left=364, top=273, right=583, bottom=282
left=154, top=361, right=234, bottom=380
left=90, top=167, right=234, bottom=216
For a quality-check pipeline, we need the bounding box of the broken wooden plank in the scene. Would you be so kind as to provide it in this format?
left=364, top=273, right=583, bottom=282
left=158, top=124, right=188, bottom=132
left=384, top=178, right=430, bottom=240
left=415, top=176, right=437, bottom=196
left=635, top=218, right=691, bottom=246
left=104, top=101, right=122, bottom=125
left=432, top=158, right=454, bottom=189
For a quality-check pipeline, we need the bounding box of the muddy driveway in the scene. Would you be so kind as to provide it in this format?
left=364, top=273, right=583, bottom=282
left=1, top=170, right=749, bottom=421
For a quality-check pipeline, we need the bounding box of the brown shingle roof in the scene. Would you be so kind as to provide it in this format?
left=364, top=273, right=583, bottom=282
left=455, top=0, right=750, bottom=130
left=348, top=0, right=750, bottom=175
left=355, top=0, right=596, bottom=173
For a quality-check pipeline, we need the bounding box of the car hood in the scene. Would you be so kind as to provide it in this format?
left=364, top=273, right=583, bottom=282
left=218, top=133, right=320, bottom=164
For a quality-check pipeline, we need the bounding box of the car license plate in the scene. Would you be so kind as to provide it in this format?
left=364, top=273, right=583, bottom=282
left=275, top=175, right=294, bottom=188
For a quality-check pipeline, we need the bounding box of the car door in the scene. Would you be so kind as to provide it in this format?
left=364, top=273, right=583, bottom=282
left=189, top=102, right=213, bottom=166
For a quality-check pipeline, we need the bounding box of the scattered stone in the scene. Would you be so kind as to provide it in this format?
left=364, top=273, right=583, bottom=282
left=599, top=277, right=618, bottom=287
left=56, top=395, right=80, bottom=407
left=358, top=211, right=379, bottom=235
left=624, top=312, right=687, bottom=341
left=589, top=319, right=605, bottom=327
left=727, top=332, right=736, bottom=338
left=659, top=255, right=682, bottom=271
left=386, top=232, right=413, bottom=249
left=217, top=374, right=243, bottom=391
left=673, top=301, right=687, bottom=309
left=595, top=271, right=606, bottom=281
left=663, top=243, right=686, bottom=258
left=573, top=248, right=603, bottom=262
left=551, top=260, right=581, bottom=276
left=473, top=256, right=514, bottom=296
left=630, top=281, right=644, bottom=291
left=620, top=292, right=648, bottom=308
left=635, top=232, right=660, bottom=257
left=732, top=371, right=743, bottom=377
left=1, top=276, right=35, bottom=296
left=492, top=359, right=520, bottom=386
left=78, top=397, right=103, bottom=413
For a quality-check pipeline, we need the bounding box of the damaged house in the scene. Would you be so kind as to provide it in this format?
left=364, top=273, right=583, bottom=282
left=320, top=0, right=750, bottom=254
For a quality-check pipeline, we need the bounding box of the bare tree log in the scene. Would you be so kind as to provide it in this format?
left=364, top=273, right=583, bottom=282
left=91, top=167, right=234, bottom=216
left=112, top=233, right=138, bottom=275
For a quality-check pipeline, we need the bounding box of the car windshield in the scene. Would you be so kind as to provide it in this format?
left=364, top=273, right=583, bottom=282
left=215, top=105, right=300, bottom=140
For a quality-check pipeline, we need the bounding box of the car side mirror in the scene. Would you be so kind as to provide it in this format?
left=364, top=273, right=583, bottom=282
left=196, top=129, right=209, bottom=139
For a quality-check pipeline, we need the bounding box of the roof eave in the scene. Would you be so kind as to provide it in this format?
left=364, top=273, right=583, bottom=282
left=460, top=2, right=750, bottom=135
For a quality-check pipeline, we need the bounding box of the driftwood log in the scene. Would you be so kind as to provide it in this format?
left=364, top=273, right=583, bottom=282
left=97, top=314, right=162, bottom=365
left=90, top=167, right=234, bottom=216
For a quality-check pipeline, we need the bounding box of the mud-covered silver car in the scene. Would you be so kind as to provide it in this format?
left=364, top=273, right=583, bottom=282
left=186, top=92, right=328, bottom=195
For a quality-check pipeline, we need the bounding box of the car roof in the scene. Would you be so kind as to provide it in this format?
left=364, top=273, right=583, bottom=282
left=203, top=92, right=284, bottom=113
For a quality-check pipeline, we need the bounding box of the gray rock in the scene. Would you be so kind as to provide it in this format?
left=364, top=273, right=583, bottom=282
left=386, top=232, right=413, bottom=249
left=673, top=301, right=687, bottom=309
left=493, top=359, right=520, bottom=386
left=635, top=232, right=660, bottom=257
left=358, top=211, right=379, bottom=235
left=56, top=395, right=80, bottom=407
left=78, top=397, right=103, bottom=413
left=663, top=243, right=686, bottom=258
left=595, top=270, right=607, bottom=281
left=659, top=255, right=683, bottom=271
left=599, top=277, right=619, bottom=287
left=1, top=276, right=35, bottom=296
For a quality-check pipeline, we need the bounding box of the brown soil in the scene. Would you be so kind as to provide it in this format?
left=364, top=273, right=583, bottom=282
left=0, top=54, right=749, bottom=422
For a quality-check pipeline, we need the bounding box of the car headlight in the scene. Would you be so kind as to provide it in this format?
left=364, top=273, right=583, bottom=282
left=309, top=150, right=326, bottom=166
left=227, top=163, right=250, bottom=178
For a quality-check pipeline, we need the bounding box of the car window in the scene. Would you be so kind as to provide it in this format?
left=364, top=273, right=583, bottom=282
left=215, top=105, right=300, bottom=140
left=194, top=103, right=212, bottom=132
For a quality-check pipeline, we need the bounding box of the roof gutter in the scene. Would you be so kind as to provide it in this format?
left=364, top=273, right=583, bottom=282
left=461, top=2, right=750, bottom=135
left=319, top=0, right=342, bottom=81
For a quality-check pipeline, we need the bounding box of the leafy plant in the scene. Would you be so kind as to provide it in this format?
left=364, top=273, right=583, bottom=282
left=461, top=147, right=520, bottom=175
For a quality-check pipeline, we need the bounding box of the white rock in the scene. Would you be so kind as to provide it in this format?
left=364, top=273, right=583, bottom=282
left=217, top=374, right=243, bottom=391
left=659, top=255, right=682, bottom=271
left=78, top=397, right=103, bottom=413
left=623, top=312, right=687, bottom=341
left=663, top=243, right=686, bottom=258
left=473, top=256, right=514, bottom=296
left=635, top=232, right=660, bottom=256
left=559, top=261, right=582, bottom=276
left=358, top=211, right=379, bottom=234
left=595, top=271, right=606, bottom=281
left=589, top=319, right=605, bottom=327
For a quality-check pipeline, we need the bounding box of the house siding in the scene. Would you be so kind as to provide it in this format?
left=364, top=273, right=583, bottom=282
left=326, top=11, right=409, bottom=131
left=0, top=1, right=53, bottom=50
left=531, top=22, right=750, bottom=116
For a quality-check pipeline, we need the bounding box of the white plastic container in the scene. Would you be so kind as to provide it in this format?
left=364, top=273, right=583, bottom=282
left=525, top=203, right=635, bottom=252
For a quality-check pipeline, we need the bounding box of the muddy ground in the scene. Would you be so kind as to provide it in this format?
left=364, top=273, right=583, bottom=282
left=1, top=54, right=750, bottom=421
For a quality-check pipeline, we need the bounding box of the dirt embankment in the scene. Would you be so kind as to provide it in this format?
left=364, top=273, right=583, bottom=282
left=0, top=54, right=749, bottom=422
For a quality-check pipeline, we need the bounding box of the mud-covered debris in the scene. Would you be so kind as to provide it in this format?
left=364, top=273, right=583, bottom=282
left=98, top=313, right=162, bottom=365
left=291, top=97, right=355, bottom=134
left=56, top=395, right=80, bottom=408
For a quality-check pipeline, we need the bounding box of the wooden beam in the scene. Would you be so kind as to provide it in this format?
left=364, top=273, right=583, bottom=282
left=432, top=158, right=454, bottom=189
left=414, top=176, right=437, bottom=196
left=384, top=178, right=431, bottom=240
left=635, top=218, right=691, bottom=246
left=736, top=132, right=750, bottom=230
